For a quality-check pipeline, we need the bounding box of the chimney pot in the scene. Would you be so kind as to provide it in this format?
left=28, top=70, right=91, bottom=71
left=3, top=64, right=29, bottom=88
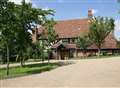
left=88, top=9, right=93, bottom=18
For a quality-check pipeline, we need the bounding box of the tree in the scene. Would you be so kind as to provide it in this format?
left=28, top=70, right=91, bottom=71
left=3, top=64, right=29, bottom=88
left=38, top=40, right=46, bottom=62
left=0, top=0, right=17, bottom=75
left=76, top=35, right=91, bottom=58
left=15, top=0, right=33, bottom=67
left=15, top=0, right=54, bottom=67
left=88, top=17, right=114, bottom=56
left=44, top=19, right=58, bottom=45
left=44, top=18, right=58, bottom=63
left=0, top=0, right=55, bottom=75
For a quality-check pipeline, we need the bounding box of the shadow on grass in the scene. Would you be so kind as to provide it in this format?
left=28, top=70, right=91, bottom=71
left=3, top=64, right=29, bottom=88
left=26, top=66, right=53, bottom=74
left=26, top=61, right=75, bottom=74
left=25, top=63, right=59, bottom=74
left=24, top=63, right=54, bottom=68
left=0, top=61, right=74, bottom=80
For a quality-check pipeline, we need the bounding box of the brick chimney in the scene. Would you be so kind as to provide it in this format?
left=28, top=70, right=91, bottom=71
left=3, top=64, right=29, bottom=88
left=88, top=9, right=93, bottom=18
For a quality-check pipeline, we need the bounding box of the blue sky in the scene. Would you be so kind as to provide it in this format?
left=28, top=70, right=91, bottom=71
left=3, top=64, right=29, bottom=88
left=9, top=0, right=120, bottom=40
left=31, top=0, right=120, bottom=20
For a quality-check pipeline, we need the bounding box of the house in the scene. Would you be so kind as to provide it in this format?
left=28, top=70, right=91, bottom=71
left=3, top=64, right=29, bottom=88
left=32, top=9, right=120, bottom=60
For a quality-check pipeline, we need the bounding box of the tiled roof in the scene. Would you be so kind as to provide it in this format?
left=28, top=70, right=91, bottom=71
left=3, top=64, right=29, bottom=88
left=38, top=18, right=89, bottom=38
left=102, top=34, right=118, bottom=49
left=54, top=19, right=89, bottom=38
left=37, top=18, right=118, bottom=49
left=51, top=43, right=76, bottom=49
left=87, top=33, right=118, bottom=49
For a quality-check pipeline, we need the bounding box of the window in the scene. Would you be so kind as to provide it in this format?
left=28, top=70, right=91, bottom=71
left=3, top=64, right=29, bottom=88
left=62, top=39, right=68, bottom=43
left=70, top=38, right=75, bottom=43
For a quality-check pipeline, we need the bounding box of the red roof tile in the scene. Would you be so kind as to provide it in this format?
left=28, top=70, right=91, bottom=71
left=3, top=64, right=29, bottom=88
left=54, top=19, right=89, bottom=38
left=102, top=33, right=118, bottom=49
left=87, top=33, right=118, bottom=49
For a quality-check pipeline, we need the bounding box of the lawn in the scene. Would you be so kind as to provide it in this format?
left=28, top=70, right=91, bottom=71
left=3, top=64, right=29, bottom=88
left=0, top=63, right=61, bottom=79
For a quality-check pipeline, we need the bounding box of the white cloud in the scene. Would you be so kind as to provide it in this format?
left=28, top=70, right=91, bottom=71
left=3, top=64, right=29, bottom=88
left=115, top=20, right=120, bottom=31
left=9, top=0, right=31, bottom=5
left=92, top=9, right=98, bottom=14
left=9, top=0, right=38, bottom=8
left=42, top=7, right=50, bottom=11
left=114, top=20, right=120, bottom=40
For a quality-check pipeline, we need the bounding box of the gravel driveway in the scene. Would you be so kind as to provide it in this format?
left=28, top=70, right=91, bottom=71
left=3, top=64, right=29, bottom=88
left=1, top=57, right=120, bottom=88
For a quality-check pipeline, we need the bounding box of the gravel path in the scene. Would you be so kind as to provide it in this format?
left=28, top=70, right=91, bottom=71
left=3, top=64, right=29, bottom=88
left=1, top=57, right=120, bottom=88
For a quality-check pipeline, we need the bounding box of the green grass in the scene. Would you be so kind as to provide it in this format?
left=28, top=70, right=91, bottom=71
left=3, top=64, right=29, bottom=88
left=0, top=63, right=61, bottom=79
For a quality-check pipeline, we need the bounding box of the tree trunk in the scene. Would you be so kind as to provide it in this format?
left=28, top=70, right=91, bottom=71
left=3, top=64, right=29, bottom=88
left=42, top=55, right=44, bottom=63
left=84, top=50, right=87, bottom=59
left=48, top=52, right=51, bottom=64
left=15, top=54, right=19, bottom=62
left=82, top=50, right=86, bottom=59
left=6, top=45, right=10, bottom=76
left=20, top=57, right=23, bottom=67
left=34, top=50, right=37, bottom=61
left=20, top=52, right=24, bottom=67
left=42, top=40, right=45, bottom=63
left=98, top=48, right=101, bottom=57
left=48, top=58, right=50, bottom=64
left=22, top=56, right=25, bottom=66
left=76, top=49, right=78, bottom=58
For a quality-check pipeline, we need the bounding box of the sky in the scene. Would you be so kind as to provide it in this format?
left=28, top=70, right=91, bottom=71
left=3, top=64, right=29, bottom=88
left=9, top=0, right=120, bottom=40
